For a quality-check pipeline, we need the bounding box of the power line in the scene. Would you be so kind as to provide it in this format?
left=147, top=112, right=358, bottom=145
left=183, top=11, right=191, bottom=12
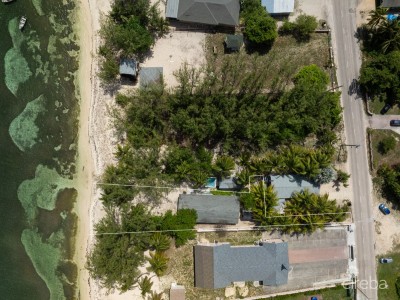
left=94, top=222, right=350, bottom=236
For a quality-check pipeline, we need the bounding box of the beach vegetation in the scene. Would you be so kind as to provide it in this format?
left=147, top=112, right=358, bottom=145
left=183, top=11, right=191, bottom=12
left=98, top=0, right=168, bottom=82
left=138, top=276, right=153, bottom=296
left=147, top=251, right=169, bottom=277
left=87, top=205, right=196, bottom=291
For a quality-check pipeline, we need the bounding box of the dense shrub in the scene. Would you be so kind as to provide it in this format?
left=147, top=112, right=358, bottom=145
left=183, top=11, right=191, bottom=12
left=378, top=136, right=397, bottom=154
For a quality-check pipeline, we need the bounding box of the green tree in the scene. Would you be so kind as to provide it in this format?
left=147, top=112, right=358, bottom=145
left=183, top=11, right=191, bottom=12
left=244, top=10, right=277, bottom=45
left=161, top=209, right=197, bottom=246
left=378, top=136, right=397, bottom=154
left=147, top=251, right=169, bottom=277
left=87, top=206, right=156, bottom=291
left=336, top=170, right=351, bottom=187
left=293, top=64, right=329, bottom=90
left=378, top=164, right=400, bottom=202
left=293, top=14, right=318, bottom=41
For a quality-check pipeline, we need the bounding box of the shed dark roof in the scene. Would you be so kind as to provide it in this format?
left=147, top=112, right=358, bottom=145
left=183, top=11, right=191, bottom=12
left=270, top=175, right=319, bottom=199
left=381, top=0, right=400, bottom=7
left=218, top=177, right=239, bottom=190
left=224, top=34, right=243, bottom=51
left=174, top=0, right=240, bottom=26
left=178, top=194, right=240, bottom=224
left=140, top=67, right=163, bottom=87
left=195, top=242, right=289, bottom=288
left=119, top=59, right=138, bottom=76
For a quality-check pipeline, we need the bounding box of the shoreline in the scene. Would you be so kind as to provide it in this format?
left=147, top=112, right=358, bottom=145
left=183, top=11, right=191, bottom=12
left=74, top=0, right=95, bottom=297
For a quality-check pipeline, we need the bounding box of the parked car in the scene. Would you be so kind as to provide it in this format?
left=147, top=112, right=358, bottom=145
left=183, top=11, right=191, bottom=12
left=390, top=119, right=400, bottom=126
left=381, top=103, right=392, bottom=115
left=379, top=203, right=390, bottom=215
left=380, top=257, right=393, bottom=264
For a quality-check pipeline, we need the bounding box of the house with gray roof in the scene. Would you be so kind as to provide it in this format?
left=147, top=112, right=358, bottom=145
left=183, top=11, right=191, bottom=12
left=194, top=242, right=289, bottom=288
left=166, top=0, right=240, bottom=27
left=261, top=0, right=294, bottom=15
left=270, top=174, right=320, bottom=200
left=178, top=194, right=240, bottom=224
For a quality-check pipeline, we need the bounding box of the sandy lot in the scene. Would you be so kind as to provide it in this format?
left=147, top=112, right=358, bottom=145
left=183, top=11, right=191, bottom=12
left=141, top=30, right=206, bottom=87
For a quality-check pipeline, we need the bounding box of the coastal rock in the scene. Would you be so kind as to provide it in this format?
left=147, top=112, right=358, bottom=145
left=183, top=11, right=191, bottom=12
left=224, top=286, right=236, bottom=298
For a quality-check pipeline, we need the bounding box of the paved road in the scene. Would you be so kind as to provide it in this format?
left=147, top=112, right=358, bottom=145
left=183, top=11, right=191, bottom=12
left=329, top=1, right=377, bottom=299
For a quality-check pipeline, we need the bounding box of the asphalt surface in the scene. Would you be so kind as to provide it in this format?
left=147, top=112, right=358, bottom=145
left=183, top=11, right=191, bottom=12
left=329, top=0, right=377, bottom=299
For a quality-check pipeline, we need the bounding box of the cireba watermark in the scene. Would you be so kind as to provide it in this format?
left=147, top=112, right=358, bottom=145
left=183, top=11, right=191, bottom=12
left=342, top=278, right=388, bottom=290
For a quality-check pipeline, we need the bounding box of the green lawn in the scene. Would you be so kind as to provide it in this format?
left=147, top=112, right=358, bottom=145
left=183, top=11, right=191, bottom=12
left=378, top=250, right=400, bottom=299
left=369, top=129, right=400, bottom=170
left=368, top=100, right=400, bottom=115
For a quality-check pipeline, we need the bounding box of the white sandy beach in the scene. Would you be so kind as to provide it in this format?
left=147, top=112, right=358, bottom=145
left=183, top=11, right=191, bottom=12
left=73, top=0, right=206, bottom=297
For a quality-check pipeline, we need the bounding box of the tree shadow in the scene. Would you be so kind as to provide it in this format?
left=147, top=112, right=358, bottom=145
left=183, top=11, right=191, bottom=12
left=348, top=78, right=362, bottom=99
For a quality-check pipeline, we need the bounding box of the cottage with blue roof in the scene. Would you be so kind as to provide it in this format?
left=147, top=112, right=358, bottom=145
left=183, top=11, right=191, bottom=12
left=194, top=241, right=289, bottom=288
left=261, top=0, right=294, bottom=15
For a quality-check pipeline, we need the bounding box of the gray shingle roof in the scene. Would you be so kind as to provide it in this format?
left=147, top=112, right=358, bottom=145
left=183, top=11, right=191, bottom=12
left=381, top=0, right=400, bottom=7
left=270, top=175, right=319, bottom=199
left=174, top=0, right=240, bottom=26
left=194, top=242, right=289, bottom=288
left=140, top=67, right=163, bottom=87
left=218, top=177, right=239, bottom=190
left=178, top=194, right=240, bottom=224
left=119, top=59, right=138, bottom=76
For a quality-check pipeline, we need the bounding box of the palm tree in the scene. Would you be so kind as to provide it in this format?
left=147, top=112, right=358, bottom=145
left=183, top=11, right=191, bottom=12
left=150, top=233, right=171, bottom=252
left=148, top=291, right=163, bottom=300
left=235, top=168, right=251, bottom=187
left=301, top=155, right=320, bottom=180
left=283, top=190, right=349, bottom=234
left=147, top=251, right=169, bottom=277
left=138, top=276, right=153, bottom=296
left=188, top=169, right=209, bottom=189
left=314, top=149, right=332, bottom=169
left=250, top=182, right=279, bottom=224
left=213, top=155, right=235, bottom=179
left=367, top=8, right=388, bottom=30
left=381, top=26, right=400, bottom=53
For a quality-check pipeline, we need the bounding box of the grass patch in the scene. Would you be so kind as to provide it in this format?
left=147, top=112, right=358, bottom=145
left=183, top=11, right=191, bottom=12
left=368, top=100, right=400, bottom=115
left=265, top=285, right=353, bottom=299
left=378, top=248, right=400, bottom=300
left=198, top=230, right=262, bottom=246
left=206, top=33, right=330, bottom=90
left=370, top=129, right=400, bottom=170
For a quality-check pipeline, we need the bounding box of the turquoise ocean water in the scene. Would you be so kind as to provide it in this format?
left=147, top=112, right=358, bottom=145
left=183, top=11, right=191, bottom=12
left=0, top=0, right=80, bottom=299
